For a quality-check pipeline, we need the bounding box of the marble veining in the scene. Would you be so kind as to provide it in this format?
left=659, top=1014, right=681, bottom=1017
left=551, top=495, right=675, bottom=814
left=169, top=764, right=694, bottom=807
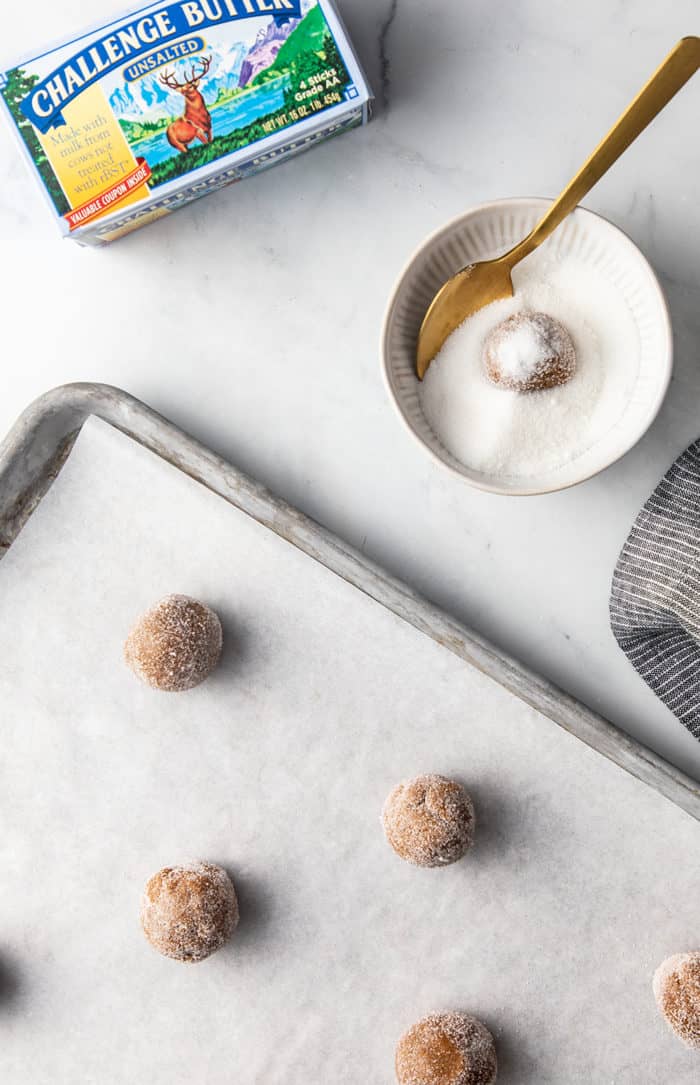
left=378, top=0, right=398, bottom=107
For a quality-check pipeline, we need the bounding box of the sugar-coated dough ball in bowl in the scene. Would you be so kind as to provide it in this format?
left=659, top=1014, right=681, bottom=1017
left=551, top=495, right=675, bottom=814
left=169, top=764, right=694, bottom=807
left=125, top=594, right=223, bottom=691
left=382, top=774, right=475, bottom=867
left=141, top=861, right=239, bottom=962
left=396, top=1012, right=497, bottom=1085
left=483, top=310, right=576, bottom=393
left=653, top=952, right=700, bottom=1048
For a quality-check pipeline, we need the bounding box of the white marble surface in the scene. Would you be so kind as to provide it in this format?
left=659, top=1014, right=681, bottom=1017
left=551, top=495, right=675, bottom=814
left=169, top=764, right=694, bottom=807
left=2, top=418, right=700, bottom=1084
left=2, top=0, right=700, bottom=783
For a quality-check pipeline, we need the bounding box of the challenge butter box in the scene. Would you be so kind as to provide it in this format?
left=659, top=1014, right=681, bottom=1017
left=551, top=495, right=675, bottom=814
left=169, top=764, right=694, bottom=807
left=1, top=0, right=372, bottom=244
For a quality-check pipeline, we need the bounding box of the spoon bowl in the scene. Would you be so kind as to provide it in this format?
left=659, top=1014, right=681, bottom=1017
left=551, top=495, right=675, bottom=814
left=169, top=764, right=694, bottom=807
left=416, top=258, right=515, bottom=379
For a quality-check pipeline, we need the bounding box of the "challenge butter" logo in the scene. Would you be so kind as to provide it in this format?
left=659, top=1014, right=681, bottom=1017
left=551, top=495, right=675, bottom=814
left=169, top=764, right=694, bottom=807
left=21, top=0, right=301, bottom=133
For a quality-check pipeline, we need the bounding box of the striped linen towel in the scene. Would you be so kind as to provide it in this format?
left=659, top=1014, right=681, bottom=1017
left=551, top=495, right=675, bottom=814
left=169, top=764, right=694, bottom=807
left=610, top=441, right=700, bottom=738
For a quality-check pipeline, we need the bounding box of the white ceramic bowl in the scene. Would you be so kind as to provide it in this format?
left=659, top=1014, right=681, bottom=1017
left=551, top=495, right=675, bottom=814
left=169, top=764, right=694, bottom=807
left=381, top=198, right=673, bottom=495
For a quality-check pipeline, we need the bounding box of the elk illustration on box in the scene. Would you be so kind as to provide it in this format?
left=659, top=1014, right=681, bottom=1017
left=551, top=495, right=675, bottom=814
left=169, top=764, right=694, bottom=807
left=160, top=56, right=213, bottom=153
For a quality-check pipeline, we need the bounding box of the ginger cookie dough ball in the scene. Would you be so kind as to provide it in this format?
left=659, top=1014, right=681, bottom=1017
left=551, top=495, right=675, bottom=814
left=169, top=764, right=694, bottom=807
left=653, top=952, right=700, bottom=1048
left=382, top=774, right=475, bottom=868
left=141, top=861, right=238, bottom=962
left=125, top=594, right=222, bottom=691
left=483, top=311, right=576, bottom=393
left=396, top=1012, right=497, bottom=1085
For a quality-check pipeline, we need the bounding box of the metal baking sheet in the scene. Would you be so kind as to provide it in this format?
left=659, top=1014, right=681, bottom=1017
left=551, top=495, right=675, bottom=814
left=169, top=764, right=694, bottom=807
left=1, top=384, right=699, bottom=1084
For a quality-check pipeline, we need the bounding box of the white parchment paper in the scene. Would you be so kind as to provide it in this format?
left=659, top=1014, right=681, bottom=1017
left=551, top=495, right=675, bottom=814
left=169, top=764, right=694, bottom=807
left=1, top=418, right=699, bottom=1084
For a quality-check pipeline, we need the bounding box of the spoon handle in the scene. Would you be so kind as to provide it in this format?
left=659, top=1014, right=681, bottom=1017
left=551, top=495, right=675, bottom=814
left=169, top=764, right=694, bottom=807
left=503, top=36, right=700, bottom=267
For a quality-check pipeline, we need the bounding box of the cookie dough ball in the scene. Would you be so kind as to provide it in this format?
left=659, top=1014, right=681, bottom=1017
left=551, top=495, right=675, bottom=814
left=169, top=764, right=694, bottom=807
left=141, top=861, right=239, bottom=962
left=382, top=774, right=475, bottom=868
left=653, top=952, right=700, bottom=1048
left=125, top=594, right=222, bottom=691
left=483, top=311, right=576, bottom=393
left=396, top=1012, right=497, bottom=1085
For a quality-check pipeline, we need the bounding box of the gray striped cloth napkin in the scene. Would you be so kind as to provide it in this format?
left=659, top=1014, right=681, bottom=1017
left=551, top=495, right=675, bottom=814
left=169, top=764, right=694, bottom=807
left=610, top=441, right=700, bottom=738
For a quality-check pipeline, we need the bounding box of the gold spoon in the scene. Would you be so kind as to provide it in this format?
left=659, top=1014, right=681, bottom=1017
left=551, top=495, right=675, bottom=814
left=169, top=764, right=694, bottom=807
left=417, top=36, right=700, bottom=380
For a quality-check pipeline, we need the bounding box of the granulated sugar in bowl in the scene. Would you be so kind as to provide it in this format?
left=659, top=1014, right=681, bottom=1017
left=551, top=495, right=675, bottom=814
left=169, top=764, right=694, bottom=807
left=382, top=198, right=673, bottom=496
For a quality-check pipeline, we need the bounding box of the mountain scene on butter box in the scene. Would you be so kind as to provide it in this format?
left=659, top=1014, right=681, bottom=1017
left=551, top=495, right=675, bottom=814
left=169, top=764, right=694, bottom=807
left=109, top=39, right=250, bottom=123
left=115, top=2, right=352, bottom=187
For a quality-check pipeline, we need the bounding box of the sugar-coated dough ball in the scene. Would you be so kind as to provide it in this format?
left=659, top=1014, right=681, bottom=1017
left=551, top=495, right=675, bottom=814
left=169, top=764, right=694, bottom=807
left=653, top=952, right=700, bottom=1048
left=141, top=861, right=239, bottom=962
left=382, top=774, right=475, bottom=868
left=396, top=1012, right=497, bottom=1085
left=483, top=311, right=576, bottom=392
left=125, top=594, right=222, bottom=691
